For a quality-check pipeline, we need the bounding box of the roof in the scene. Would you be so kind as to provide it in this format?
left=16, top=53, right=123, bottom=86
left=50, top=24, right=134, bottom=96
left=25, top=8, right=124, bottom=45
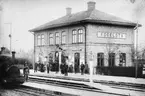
left=30, top=9, right=138, bottom=32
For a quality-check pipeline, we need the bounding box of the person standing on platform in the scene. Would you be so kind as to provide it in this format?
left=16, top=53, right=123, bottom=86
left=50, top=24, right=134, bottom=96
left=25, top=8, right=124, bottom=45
left=23, top=62, right=29, bottom=82
left=64, top=56, right=68, bottom=76
left=47, top=62, right=50, bottom=73
left=60, top=63, right=64, bottom=74
left=64, top=63, right=68, bottom=76
left=81, top=62, right=85, bottom=75
left=34, top=62, right=38, bottom=72
left=84, top=63, right=89, bottom=74
left=74, top=62, right=77, bottom=74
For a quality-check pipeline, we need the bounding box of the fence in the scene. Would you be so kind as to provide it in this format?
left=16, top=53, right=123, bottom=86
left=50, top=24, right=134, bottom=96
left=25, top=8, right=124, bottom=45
left=96, top=66, right=143, bottom=77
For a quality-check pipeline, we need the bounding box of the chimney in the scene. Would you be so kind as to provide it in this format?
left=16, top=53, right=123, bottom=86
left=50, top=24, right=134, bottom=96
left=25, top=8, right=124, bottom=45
left=87, top=1, right=96, bottom=11
left=66, top=7, right=72, bottom=15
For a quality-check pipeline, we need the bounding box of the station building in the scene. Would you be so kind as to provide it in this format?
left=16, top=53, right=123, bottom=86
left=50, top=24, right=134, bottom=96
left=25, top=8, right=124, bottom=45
left=30, top=1, right=139, bottom=72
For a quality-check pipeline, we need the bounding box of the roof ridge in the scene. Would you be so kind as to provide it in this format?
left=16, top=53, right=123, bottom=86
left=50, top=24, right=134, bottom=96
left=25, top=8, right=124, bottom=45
left=30, top=9, right=137, bottom=32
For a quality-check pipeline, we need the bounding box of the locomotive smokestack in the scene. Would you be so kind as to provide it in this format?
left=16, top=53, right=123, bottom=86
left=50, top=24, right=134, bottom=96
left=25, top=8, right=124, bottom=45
left=1, top=47, right=5, bottom=54
left=12, top=51, right=16, bottom=63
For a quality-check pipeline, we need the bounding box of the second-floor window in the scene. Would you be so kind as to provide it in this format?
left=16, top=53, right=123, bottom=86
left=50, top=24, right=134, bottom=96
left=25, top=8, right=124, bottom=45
left=41, top=34, right=45, bottom=45
left=78, top=29, right=83, bottom=43
left=49, top=33, right=54, bottom=45
left=37, top=34, right=45, bottom=46
left=61, top=31, right=66, bottom=44
left=55, top=32, right=60, bottom=44
left=37, top=35, right=41, bottom=46
left=72, top=30, right=77, bottom=43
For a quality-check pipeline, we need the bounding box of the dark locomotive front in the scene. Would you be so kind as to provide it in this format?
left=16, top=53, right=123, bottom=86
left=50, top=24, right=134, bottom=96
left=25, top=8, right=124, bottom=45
left=0, top=47, right=25, bottom=86
left=0, top=65, right=25, bottom=85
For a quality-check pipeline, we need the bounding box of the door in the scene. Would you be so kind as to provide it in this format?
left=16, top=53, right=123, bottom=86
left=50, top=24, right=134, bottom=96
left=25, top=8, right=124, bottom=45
left=55, top=51, right=59, bottom=72
left=74, top=52, right=80, bottom=73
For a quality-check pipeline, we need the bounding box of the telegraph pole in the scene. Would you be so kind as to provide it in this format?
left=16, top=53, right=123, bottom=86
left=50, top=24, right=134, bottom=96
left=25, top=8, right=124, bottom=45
left=5, top=23, right=12, bottom=53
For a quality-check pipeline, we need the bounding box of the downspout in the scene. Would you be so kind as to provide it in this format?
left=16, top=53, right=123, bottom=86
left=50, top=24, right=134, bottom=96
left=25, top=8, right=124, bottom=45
left=31, top=31, right=35, bottom=71
left=134, top=22, right=139, bottom=78
left=34, top=33, right=36, bottom=71
left=82, top=24, right=87, bottom=65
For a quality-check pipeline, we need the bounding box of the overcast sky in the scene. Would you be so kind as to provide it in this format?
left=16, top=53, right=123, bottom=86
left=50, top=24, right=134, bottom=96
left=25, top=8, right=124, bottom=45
left=0, top=0, right=145, bottom=52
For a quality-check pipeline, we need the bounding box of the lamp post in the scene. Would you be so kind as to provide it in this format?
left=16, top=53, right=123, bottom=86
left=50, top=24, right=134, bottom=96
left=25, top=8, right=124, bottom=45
left=89, top=51, right=94, bottom=83
left=135, top=22, right=139, bottom=78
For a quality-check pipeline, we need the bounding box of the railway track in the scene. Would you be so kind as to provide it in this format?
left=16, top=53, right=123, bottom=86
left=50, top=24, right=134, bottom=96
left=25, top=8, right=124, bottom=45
left=14, top=85, right=78, bottom=96
left=28, top=76, right=130, bottom=96
left=29, top=74, right=145, bottom=92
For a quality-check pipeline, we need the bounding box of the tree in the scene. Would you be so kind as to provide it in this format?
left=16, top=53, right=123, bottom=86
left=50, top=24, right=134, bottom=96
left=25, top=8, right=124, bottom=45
left=103, top=40, right=120, bottom=67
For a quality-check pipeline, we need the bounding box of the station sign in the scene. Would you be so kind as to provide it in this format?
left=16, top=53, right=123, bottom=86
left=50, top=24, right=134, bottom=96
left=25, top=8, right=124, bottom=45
left=97, top=32, right=126, bottom=39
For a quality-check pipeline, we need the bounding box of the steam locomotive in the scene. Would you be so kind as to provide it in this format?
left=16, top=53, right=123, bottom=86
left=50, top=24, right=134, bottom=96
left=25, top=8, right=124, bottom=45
left=0, top=47, right=25, bottom=86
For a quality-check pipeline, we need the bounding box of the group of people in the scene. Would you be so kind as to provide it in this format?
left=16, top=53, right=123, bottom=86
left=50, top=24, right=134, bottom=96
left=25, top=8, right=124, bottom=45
left=33, top=61, right=89, bottom=77
left=22, top=61, right=90, bottom=82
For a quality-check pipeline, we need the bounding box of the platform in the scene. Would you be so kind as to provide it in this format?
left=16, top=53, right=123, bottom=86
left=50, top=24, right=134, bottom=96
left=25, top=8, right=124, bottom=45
left=27, top=70, right=145, bottom=86
left=22, top=70, right=145, bottom=96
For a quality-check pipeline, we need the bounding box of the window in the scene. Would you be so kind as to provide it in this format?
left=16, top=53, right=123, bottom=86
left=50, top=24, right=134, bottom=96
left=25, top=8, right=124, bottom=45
left=97, top=53, right=104, bottom=67
left=37, top=35, right=41, bottom=46
left=41, top=34, right=45, bottom=45
left=119, top=53, right=126, bottom=66
left=78, top=29, right=83, bottom=43
left=55, top=32, right=60, bottom=44
left=49, top=33, right=54, bottom=45
left=108, top=53, right=115, bottom=67
left=61, top=31, right=66, bottom=44
left=72, top=30, right=77, bottom=43
left=37, top=34, right=45, bottom=46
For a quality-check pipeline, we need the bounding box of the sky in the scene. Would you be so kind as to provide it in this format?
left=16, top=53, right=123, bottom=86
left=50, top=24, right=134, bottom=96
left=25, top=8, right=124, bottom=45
left=0, top=0, right=145, bottom=52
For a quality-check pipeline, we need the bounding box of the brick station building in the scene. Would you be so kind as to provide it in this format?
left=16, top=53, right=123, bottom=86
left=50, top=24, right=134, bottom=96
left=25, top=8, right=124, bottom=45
left=30, top=1, right=139, bottom=73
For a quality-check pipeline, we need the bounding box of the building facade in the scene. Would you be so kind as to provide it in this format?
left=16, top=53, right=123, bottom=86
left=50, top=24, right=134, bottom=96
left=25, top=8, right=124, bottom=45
left=30, top=1, right=138, bottom=71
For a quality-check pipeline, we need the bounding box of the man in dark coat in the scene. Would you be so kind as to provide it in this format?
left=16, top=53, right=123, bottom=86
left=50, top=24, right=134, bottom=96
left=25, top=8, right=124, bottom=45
left=64, top=63, right=68, bottom=76
left=60, top=63, right=64, bottom=74
left=81, top=62, right=85, bottom=75
left=34, top=62, right=38, bottom=72
left=74, top=62, right=77, bottom=74
left=47, top=62, right=50, bottom=73
left=84, top=63, right=89, bottom=74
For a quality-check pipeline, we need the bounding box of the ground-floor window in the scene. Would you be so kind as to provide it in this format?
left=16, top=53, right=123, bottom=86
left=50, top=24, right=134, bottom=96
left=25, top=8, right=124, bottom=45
left=119, top=53, right=126, bottom=66
left=108, top=53, right=115, bottom=67
left=97, top=53, right=104, bottom=67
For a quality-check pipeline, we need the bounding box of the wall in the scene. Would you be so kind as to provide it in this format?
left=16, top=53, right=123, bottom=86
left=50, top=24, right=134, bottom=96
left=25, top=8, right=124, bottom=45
left=86, top=24, right=134, bottom=67
left=34, top=23, right=135, bottom=67
left=34, top=25, right=86, bottom=65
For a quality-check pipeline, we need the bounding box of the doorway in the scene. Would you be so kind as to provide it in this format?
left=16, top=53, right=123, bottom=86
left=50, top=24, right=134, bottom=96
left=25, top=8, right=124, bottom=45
left=74, top=52, right=80, bottom=73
